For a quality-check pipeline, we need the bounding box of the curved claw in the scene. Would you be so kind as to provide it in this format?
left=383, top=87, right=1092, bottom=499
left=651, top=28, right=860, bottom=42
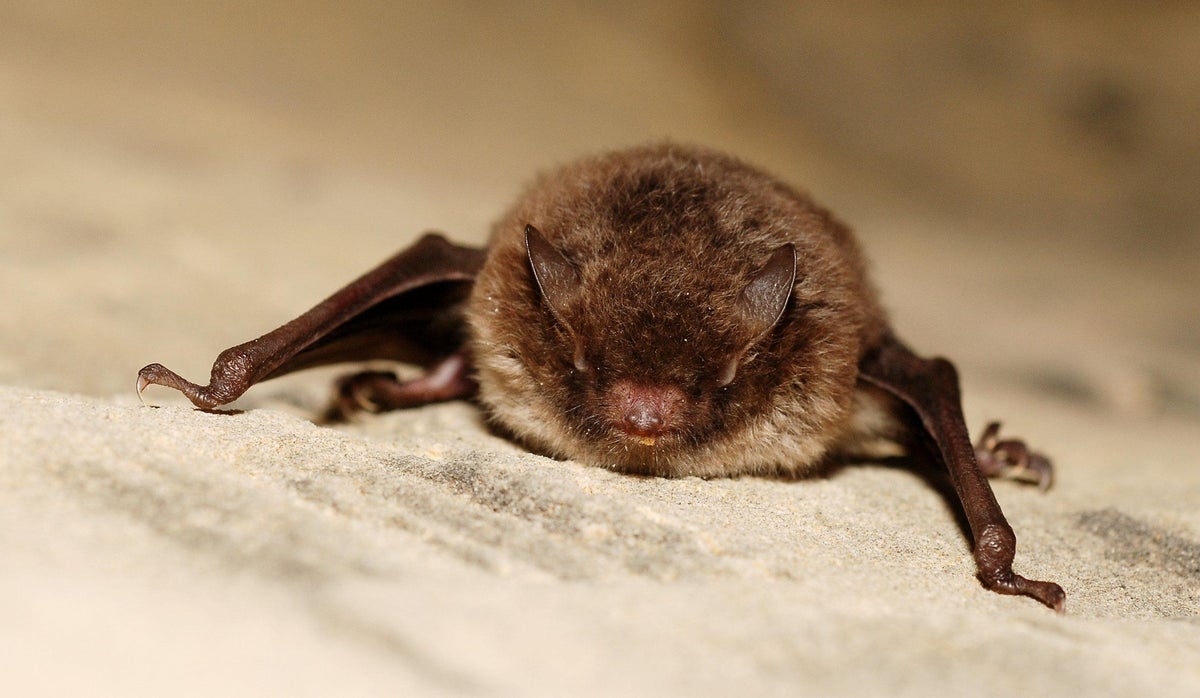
left=323, top=370, right=398, bottom=422
left=974, top=421, right=1054, bottom=491
left=320, top=352, right=478, bottom=423
left=135, top=373, right=151, bottom=406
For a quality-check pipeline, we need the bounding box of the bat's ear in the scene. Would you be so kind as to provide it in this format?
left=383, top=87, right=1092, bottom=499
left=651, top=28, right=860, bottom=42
left=735, top=243, right=796, bottom=340
left=525, top=224, right=581, bottom=327
left=717, top=244, right=796, bottom=386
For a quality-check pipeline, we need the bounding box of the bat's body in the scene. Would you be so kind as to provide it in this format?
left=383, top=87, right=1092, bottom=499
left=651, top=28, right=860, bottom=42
left=138, top=143, right=1064, bottom=610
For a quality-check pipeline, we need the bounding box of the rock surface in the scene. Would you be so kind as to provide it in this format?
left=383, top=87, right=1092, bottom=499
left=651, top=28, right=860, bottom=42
left=2, top=3, right=1197, bottom=696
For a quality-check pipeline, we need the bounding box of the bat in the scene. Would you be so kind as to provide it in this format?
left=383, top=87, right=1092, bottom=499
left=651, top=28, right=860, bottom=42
left=137, top=143, right=1065, bottom=610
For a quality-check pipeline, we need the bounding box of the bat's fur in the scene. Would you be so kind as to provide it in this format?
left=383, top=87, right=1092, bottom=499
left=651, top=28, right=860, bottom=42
left=469, top=143, right=898, bottom=477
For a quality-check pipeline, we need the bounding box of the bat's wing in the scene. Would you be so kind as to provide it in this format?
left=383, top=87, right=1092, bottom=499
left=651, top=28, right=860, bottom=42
left=137, top=233, right=486, bottom=410
left=858, top=334, right=1066, bottom=611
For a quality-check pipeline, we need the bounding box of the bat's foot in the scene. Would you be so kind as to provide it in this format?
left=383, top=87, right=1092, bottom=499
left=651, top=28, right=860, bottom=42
left=322, top=352, right=477, bottom=422
left=324, top=370, right=403, bottom=421
left=974, top=422, right=1053, bottom=491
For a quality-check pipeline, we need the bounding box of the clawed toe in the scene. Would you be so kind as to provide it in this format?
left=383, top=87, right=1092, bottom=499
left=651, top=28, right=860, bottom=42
left=974, top=421, right=1054, bottom=490
left=319, top=370, right=398, bottom=423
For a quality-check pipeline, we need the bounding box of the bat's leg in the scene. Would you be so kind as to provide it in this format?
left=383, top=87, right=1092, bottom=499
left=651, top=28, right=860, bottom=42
left=324, top=350, right=477, bottom=421
left=859, top=336, right=1066, bottom=611
left=974, top=422, right=1054, bottom=491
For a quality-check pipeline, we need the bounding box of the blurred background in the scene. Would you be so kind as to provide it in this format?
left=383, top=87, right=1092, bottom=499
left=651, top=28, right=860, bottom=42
left=1, top=0, right=1197, bottom=419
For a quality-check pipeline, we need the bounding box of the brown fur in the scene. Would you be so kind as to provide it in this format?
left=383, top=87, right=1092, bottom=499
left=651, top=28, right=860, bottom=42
left=468, top=143, right=893, bottom=477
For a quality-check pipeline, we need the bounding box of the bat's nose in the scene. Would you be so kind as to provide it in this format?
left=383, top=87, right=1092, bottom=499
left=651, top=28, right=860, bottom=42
left=624, top=402, right=665, bottom=435
left=608, top=380, right=686, bottom=439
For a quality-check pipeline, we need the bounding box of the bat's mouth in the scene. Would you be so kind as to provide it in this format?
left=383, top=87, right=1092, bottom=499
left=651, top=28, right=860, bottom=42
left=593, top=428, right=691, bottom=476
left=612, top=425, right=681, bottom=449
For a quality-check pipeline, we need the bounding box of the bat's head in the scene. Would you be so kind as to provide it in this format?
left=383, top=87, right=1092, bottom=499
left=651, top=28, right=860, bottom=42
left=467, top=143, right=876, bottom=477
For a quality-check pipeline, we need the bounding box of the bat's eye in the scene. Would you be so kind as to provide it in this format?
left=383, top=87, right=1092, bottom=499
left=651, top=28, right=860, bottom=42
left=716, top=355, right=739, bottom=387
left=572, top=335, right=590, bottom=373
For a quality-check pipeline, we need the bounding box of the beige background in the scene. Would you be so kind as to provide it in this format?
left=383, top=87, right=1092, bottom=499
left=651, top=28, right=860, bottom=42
left=2, top=2, right=1198, bottom=696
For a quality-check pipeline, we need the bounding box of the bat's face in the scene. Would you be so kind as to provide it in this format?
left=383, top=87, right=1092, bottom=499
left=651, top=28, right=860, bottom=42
left=467, top=145, right=871, bottom=477
left=525, top=256, right=750, bottom=473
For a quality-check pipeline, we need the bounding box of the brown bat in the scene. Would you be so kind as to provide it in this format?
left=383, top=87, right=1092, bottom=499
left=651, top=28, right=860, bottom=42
left=137, top=143, right=1065, bottom=610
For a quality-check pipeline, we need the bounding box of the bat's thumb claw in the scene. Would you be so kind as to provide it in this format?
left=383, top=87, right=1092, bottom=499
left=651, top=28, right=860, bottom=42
left=135, top=373, right=150, bottom=406
left=135, top=367, right=162, bottom=407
